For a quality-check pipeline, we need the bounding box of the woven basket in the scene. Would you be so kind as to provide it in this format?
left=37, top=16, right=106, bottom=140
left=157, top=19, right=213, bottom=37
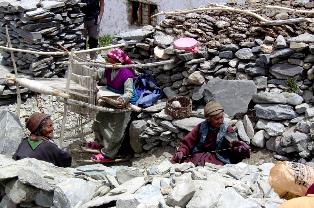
left=165, top=96, right=192, bottom=119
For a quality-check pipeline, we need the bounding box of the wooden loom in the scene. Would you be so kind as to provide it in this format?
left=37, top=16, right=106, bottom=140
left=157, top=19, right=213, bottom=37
left=2, top=27, right=174, bottom=148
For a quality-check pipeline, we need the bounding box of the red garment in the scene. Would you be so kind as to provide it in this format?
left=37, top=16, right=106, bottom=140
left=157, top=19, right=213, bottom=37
left=175, top=123, right=223, bottom=166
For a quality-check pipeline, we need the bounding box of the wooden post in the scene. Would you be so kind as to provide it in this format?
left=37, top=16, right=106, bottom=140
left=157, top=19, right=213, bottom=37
left=5, top=26, right=21, bottom=117
left=59, top=50, right=74, bottom=148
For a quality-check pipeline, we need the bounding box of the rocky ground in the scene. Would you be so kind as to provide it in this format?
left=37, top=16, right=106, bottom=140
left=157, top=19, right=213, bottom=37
left=0, top=94, right=275, bottom=169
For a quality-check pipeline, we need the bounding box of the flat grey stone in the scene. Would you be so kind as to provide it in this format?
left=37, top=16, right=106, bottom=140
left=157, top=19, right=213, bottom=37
left=116, top=25, right=154, bottom=40
left=204, top=79, right=257, bottom=117
left=235, top=48, right=254, bottom=60
left=255, top=104, right=297, bottom=120
left=288, top=33, right=314, bottom=43
left=253, top=92, right=286, bottom=104
left=172, top=117, right=204, bottom=132
left=0, top=111, right=23, bottom=156
left=270, top=64, right=303, bottom=79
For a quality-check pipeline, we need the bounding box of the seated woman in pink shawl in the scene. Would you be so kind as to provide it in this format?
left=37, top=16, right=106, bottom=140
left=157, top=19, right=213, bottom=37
left=88, top=48, right=136, bottom=163
left=171, top=101, right=250, bottom=166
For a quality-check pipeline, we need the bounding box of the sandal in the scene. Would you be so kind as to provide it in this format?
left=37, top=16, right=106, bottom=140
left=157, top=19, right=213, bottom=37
left=91, top=153, right=114, bottom=164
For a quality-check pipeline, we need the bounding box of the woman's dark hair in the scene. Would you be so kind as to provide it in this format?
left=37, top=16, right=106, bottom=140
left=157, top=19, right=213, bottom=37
left=33, top=116, right=51, bottom=136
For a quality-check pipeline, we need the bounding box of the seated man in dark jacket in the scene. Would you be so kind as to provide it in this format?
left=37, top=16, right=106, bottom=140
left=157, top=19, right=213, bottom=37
left=13, top=112, right=72, bottom=167
left=171, top=101, right=250, bottom=166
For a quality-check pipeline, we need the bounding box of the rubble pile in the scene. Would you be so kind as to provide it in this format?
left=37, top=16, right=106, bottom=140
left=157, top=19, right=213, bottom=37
left=0, top=0, right=85, bottom=78
left=0, top=156, right=283, bottom=208
left=116, top=1, right=314, bottom=161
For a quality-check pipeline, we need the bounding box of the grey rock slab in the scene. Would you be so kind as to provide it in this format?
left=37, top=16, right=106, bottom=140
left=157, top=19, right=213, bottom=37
left=187, top=180, right=224, bottom=208
left=116, top=25, right=154, bottom=40
left=53, top=178, right=100, bottom=208
left=243, top=115, right=254, bottom=140
left=143, top=102, right=166, bottom=113
left=116, top=167, right=144, bottom=185
left=18, top=169, right=55, bottom=192
left=0, top=196, right=17, bottom=208
left=236, top=121, right=251, bottom=144
left=166, top=175, right=195, bottom=207
left=296, top=120, right=311, bottom=133
left=0, top=110, right=23, bottom=156
left=252, top=92, right=286, bottom=104
left=235, top=48, right=254, bottom=60
left=264, top=122, right=285, bottom=137
left=282, top=92, right=303, bottom=106
left=156, top=160, right=172, bottom=174
left=163, top=87, right=177, bottom=98
left=270, top=63, right=304, bottom=79
left=305, top=107, right=314, bottom=118
left=244, top=66, right=266, bottom=77
left=274, top=35, right=287, bottom=49
left=5, top=180, right=38, bottom=204
left=252, top=130, right=265, bottom=148
left=172, top=117, right=204, bottom=132
left=204, top=79, right=257, bottom=117
left=109, top=177, right=146, bottom=195
left=154, top=32, right=174, bottom=47
left=153, top=109, right=173, bottom=121
left=269, top=49, right=293, bottom=59
left=41, top=1, right=65, bottom=9
left=129, top=120, right=147, bottom=153
left=160, top=120, right=179, bottom=133
left=288, top=33, right=314, bottom=43
left=216, top=187, right=262, bottom=208
left=255, top=104, right=297, bottom=120
left=133, top=184, right=165, bottom=207
left=253, top=76, right=267, bottom=89
left=35, top=190, right=53, bottom=208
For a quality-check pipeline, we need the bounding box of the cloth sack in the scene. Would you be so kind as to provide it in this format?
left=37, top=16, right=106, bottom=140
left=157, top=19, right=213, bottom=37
left=269, top=161, right=314, bottom=198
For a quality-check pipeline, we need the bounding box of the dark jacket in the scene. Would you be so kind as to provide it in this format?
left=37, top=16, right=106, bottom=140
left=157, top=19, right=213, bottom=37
left=175, top=121, right=245, bottom=166
left=13, top=138, right=72, bottom=167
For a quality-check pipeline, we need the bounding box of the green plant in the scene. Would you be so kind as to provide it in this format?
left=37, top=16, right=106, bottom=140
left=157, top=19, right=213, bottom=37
left=286, top=77, right=300, bottom=93
left=99, top=35, right=113, bottom=47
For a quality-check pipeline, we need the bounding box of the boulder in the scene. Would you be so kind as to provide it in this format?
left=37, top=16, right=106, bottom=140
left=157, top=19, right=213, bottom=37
left=204, top=79, right=257, bottom=117
left=0, top=111, right=23, bottom=156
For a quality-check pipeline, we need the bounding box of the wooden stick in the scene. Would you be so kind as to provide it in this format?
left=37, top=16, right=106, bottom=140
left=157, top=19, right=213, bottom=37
left=0, top=42, right=129, bottom=56
left=261, top=17, right=314, bottom=25
left=5, top=26, right=21, bottom=117
left=265, top=5, right=314, bottom=14
left=70, top=59, right=176, bottom=69
left=59, top=50, right=74, bottom=148
left=6, top=75, right=70, bottom=98
left=59, top=98, right=131, bottom=113
left=151, top=6, right=270, bottom=22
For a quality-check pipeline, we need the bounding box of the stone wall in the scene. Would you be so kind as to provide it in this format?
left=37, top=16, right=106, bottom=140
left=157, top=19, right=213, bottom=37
left=117, top=0, right=314, bottom=161
left=0, top=0, right=85, bottom=78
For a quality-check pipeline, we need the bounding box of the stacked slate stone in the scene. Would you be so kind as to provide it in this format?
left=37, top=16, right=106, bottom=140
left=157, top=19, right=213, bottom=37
left=0, top=0, right=85, bottom=78
left=117, top=1, right=314, bottom=161
left=0, top=155, right=283, bottom=207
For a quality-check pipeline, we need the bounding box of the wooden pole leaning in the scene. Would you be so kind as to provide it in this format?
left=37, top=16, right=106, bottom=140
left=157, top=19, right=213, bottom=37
left=5, top=26, right=21, bottom=117
left=59, top=50, right=74, bottom=148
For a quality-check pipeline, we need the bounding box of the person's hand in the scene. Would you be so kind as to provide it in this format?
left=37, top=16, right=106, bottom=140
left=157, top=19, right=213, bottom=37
left=231, top=140, right=250, bottom=159
left=115, top=97, right=126, bottom=109
left=170, top=151, right=184, bottom=164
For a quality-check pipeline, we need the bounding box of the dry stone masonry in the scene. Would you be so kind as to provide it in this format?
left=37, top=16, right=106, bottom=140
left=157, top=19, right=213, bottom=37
left=115, top=0, right=314, bottom=162
left=0, top=0, right=85, bottom=77
left=0, top=156, right=283, bottom=208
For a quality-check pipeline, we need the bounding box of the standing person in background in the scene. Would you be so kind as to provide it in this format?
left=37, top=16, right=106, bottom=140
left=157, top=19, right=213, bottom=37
left=81, top=0, right=105, bottom=59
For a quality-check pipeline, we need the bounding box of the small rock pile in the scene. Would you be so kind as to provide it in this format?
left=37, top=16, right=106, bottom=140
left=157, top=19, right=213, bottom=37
left=116, top=1, right=314, bottom=161
left=0, top=0, right=85, bottom=77
left=0, top=155, right=283, bottom=208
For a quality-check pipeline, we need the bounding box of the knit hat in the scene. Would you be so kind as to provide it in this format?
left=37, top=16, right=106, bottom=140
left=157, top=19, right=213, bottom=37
left=204, top=101, right=224, bottom=117
left=25, top=112, right=49, bottom=133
